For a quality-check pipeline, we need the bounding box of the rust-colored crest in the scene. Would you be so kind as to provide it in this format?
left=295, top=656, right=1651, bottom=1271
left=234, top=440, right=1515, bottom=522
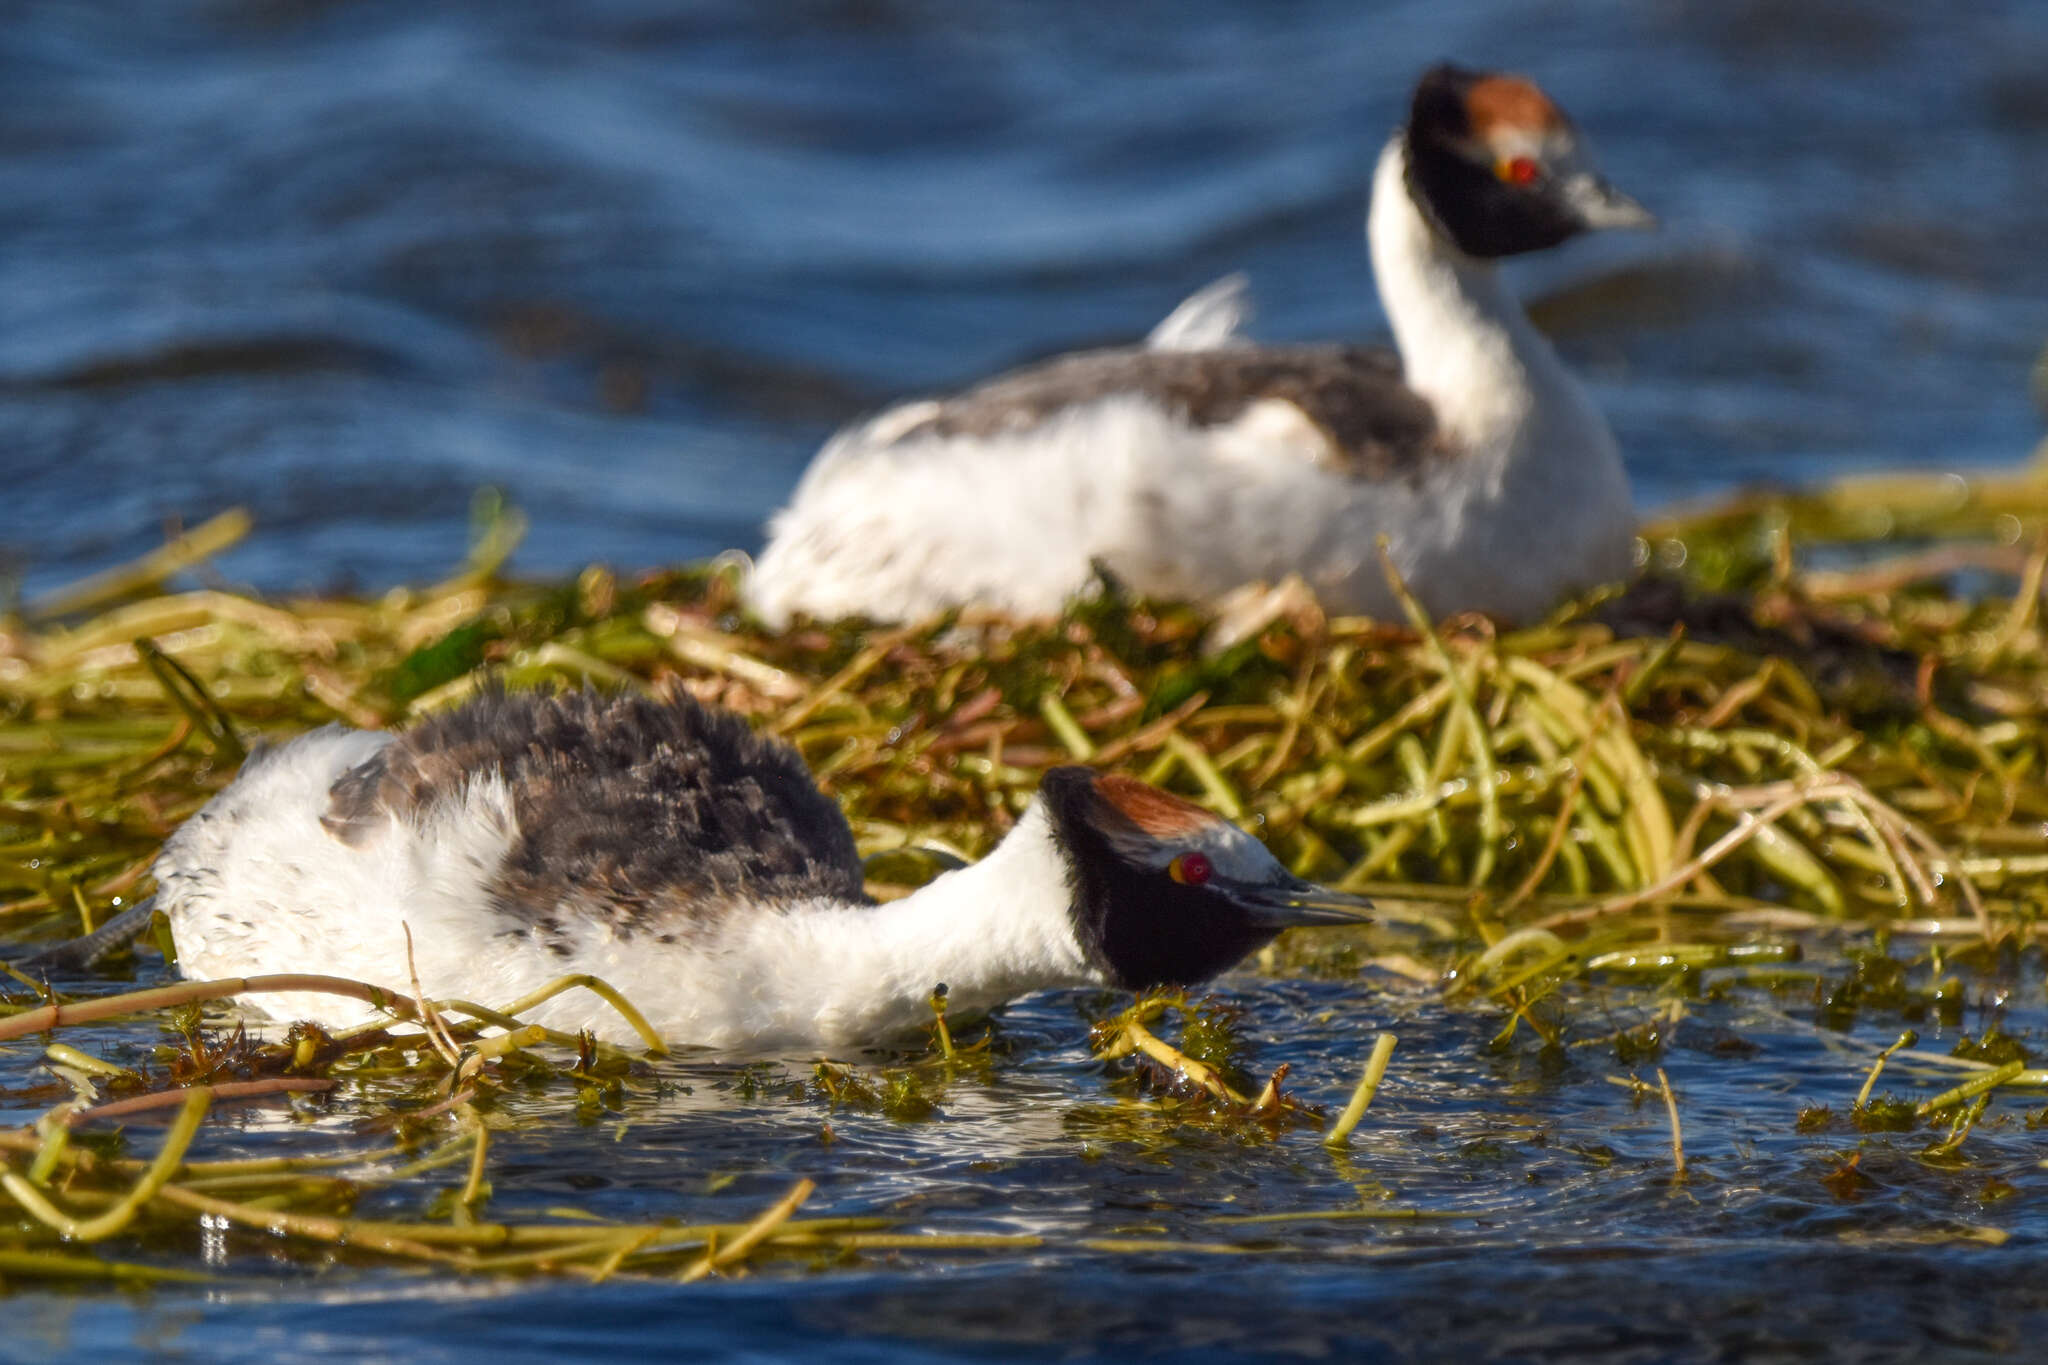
left=1092, top=773, right=1219, bottom=838
left=1464, top=75, right=1564, bottom=139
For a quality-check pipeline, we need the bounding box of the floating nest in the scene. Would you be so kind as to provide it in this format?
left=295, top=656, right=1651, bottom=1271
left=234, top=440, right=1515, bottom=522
left=0, top=452, right=2043, bottom=1282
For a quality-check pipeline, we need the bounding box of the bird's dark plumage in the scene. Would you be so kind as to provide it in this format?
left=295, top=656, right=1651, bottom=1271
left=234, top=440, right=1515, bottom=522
left=881, top=344, right=1444, bottom=479
left=323, top=688, right=865, bottom=940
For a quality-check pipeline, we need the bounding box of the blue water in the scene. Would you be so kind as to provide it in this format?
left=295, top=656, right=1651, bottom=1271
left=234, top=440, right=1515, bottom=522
left=34, top=1253, right=2048, bottom=1363
left=5, top=3, right=2048, bottom=1358
left=4, top=0, right=2045, bottom=601
left=8, top=972, right=2048, bottom=1363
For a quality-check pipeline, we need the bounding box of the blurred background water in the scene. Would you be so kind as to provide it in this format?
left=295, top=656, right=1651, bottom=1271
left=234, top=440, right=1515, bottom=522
left=4, top=0, right=2044, bottom=601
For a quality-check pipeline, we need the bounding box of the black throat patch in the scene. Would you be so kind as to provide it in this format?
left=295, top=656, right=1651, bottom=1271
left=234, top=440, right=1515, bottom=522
left=1036, top=767, right=1278, bottom=990
left=1403, top=64, right=1583, bottom=260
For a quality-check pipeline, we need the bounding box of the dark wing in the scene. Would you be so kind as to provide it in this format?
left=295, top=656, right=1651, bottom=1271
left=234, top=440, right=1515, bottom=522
left=882, top=344, right=1443, bottom=480
left=325, top=688, right=866, bottom=934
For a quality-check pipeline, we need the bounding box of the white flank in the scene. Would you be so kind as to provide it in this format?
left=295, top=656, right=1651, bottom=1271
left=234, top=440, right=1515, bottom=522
left=157, top=738, right=1101, bottom=1052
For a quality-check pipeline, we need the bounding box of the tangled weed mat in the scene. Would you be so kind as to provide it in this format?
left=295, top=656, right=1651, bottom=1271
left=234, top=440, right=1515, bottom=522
left=0, top=456, right=2045, bottom=1303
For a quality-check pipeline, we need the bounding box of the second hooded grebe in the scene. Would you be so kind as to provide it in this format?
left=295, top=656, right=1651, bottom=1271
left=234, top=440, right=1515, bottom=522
left=749, top=64, right=1651, bottom=628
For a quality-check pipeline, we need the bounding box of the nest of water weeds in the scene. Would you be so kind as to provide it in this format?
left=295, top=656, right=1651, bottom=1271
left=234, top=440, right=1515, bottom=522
left=0, top=451, right=2045, bottom=1286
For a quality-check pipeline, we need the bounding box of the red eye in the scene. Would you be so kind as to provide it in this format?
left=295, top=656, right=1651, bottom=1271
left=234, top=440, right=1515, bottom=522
left=1168, top=852, right=1213, bottom=886
left=1501, top=156, right=1541, bottom=186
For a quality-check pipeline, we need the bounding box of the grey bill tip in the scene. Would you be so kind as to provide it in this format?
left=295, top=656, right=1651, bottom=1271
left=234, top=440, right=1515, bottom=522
left=1239, top=879, right=1375, bottom=929
left=1565, top=173, right=1656, bottom=231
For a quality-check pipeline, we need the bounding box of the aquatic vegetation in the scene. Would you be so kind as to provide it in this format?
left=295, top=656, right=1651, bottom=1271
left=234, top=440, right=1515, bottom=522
left=0, top=453, right=2045, bottom=1286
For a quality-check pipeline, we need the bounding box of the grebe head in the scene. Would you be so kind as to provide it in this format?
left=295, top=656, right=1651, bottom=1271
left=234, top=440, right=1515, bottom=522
left=1403, top=62, right=1654, bottom=260
left=1034, top=767, right=1372, bottom=990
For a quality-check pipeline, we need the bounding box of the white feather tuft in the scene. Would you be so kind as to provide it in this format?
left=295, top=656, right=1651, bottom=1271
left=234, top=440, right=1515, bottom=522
left=1144, top=273, right=1253, bottom=352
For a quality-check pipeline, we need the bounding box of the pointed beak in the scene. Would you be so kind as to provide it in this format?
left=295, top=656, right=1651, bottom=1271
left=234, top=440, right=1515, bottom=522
left=1229, top=876, right=1374, bottom=929
left=1561, top=172, right=1656, bottom=232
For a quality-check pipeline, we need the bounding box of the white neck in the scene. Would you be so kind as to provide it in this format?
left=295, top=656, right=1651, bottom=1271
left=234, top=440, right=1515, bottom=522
left=1366, top=136, right=1598, bottom=465
left=692, top=802, right=1102, bottom=1050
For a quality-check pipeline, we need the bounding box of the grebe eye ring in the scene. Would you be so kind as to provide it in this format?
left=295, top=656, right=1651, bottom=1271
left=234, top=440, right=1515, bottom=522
left=1498, top=155, right=1542, bottom=186
left=1168, top=852, right=1213, bottom=886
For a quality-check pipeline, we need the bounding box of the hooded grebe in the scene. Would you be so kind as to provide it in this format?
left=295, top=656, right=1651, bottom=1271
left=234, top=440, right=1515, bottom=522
left=110, top=688, right=1367, bottom=1052
left=748, top=64, right=1651, bottom=627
